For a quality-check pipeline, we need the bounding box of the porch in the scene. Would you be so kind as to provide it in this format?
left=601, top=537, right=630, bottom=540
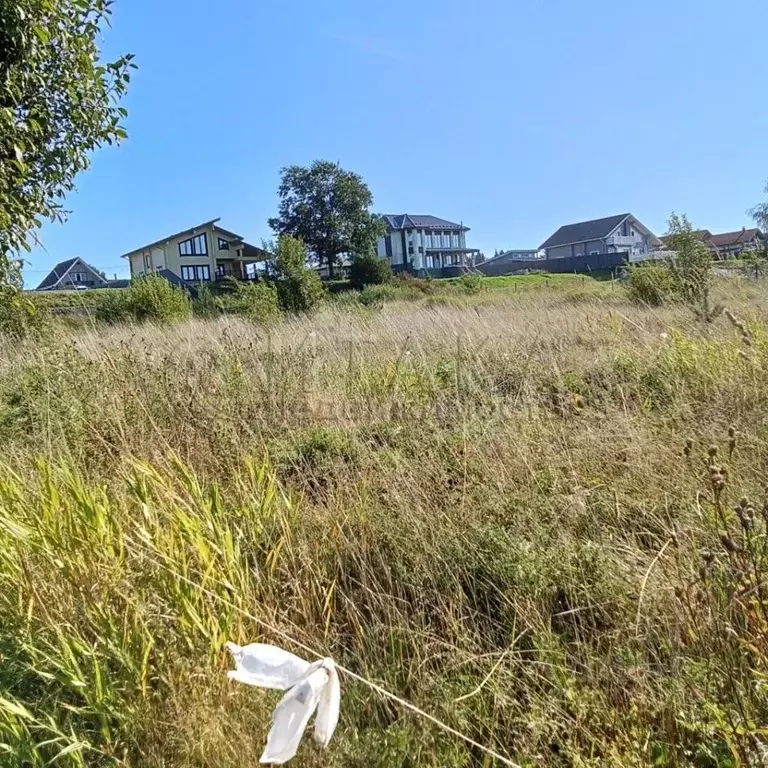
left=214, top=242, right=271, bottom=281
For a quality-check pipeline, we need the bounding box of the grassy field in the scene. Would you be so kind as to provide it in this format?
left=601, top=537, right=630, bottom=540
left=2, top=278, right=768, bottom=766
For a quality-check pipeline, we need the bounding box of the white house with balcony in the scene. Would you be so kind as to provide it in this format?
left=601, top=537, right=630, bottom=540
left=540, top=213, right=662, bottom=263
left=377, top=214, right=480, bottom=273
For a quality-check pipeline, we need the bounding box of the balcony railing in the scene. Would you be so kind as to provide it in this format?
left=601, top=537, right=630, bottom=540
left=607, top=235, right=637, bottom=247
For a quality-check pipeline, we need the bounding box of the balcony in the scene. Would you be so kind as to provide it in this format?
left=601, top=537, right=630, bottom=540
left=606, top=235, right=636, bottom=248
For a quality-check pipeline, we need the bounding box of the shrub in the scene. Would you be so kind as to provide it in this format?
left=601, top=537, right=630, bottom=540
left=96, top=275, right=190, bottom=324
left=394, top=273, right=436, bottom=295
left=231, top=282, right=282, bottom=325
left=458, top=272, right=483, bottom=294
left=665, top=213, right=721, bottom=321
left=191, top=284, right=222, bottom=318
left=211, top=276, right=241, bottom=295
left=273, top=236, right=325, bottom=313
left=626, top=263, right=675, bottom=306
left=0, top=286, right=43, bottom=339
left=358, top=284, right=397, bottom=307
left=349, top=252, right=392, bottom=289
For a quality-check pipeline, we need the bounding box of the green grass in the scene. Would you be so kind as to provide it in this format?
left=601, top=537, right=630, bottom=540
left=2, top=279, right=768, bottom=766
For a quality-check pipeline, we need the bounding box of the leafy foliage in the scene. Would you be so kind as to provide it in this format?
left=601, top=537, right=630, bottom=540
left=665, top=213, right=722, bottom=321
left=740, top=246, right=768, bottom=279
left=230, top=281, right=282, bottom=325
left=0, top=0, right=133, bottom=340
left=191, top=283, right=221, bottom=318
left=626, top=263, right=676, bottom=306
left=95, top=275, right=190, bottom=324
left=349, top=251, right=392, bottom=289
left=0, top=0, right=134, bottom=261
left=272, top=235, right=325, bottom=313
left=268, top=161, right=385, bottom=279
left=458, top=272, right=483, bottom=294
left=0, top=285, right=42, bottom=339
left=748, top=178, right=768, bottom=233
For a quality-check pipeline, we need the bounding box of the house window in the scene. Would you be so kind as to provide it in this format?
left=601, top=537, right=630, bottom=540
left=144, top=253, right=151, bottom=271
left=216, top=264, right=226, bottom=278
left=179, top=233, right=208, bottom=257
left=181, top=265, right=211, bottom=282
left=70, top=271, right=88, bottom=283
left=218, top=237, right=230, bottom=251
left=408, top=246, right=414, bottom=255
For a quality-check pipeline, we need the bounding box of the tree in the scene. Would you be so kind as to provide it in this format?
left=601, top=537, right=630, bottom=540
left=349, top=252, right=392, bottom=289
left=749, top=179, right=768, bottom=232
left=268, top=161, right=385, bottom=279
left=744, top=180, right=768, bottom=279
left=272, top=235, right=325, bottom=313
left=0, top=0, right=134, bottom=284
left=666, top=213, right=721, bottom=322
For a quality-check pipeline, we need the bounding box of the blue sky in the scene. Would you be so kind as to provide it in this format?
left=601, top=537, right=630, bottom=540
left=24, top=0, right=768, bottom=284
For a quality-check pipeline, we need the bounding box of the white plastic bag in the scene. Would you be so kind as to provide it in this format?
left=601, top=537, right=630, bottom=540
left=225, top=642, right=310, bottom=689
left=226, top=642, right=341, bottom=765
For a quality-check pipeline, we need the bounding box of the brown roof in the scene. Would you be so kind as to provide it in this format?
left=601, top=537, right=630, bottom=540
left=660, top=229, right=712, bottom=246
left=709, top=229, right=762, bottom=248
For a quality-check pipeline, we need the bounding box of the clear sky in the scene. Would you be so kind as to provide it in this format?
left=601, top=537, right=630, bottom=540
left=24, top=0, right=768, bottom=284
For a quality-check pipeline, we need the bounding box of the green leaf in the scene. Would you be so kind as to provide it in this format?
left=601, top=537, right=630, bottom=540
left=33, top=26, right=50, bottom=44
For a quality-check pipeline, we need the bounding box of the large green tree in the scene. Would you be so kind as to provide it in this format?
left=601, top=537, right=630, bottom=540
left=268, top=160, right=385, bottom=279
left=0, top=0, right=134, bottom=286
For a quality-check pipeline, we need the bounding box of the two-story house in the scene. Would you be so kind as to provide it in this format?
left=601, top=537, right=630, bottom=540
left=377, top=215, right=480, bottom=273
left=36, top=257, right=110, bottom=291
left=540, top=213, right=662, bottom=263
left=122, top=218, right=267, bottom=283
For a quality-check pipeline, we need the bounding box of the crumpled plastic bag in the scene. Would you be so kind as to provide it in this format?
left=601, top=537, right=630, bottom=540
left=226, top=642, right=341, bottom=765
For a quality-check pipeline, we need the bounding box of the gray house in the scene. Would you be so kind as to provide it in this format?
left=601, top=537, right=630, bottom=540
left=36, top=257, right=109, bottom=291
left=477, top=249, right=544, bottom=276
left=377, top=214, right=480, bottom=272
left=540, top=213, right=661, bottom=262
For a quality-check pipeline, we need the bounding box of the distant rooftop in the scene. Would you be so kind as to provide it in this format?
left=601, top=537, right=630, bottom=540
left=381, top=215, right=468, bottom=232
left=540, top=214, right=631, bottom=250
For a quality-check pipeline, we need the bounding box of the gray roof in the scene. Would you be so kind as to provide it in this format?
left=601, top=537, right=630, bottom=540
left=540, top=213, right=630, bottom=250
left=381, top=214, right=468, bottom=232
left=35, top=257, right=106, bottom=290
left=36, top=258, right=80, bottom=290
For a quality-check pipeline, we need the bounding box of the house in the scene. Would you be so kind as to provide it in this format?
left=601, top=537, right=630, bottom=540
left=121, top=218, right=268, bottom=283
left=36, top=257, right=109, bottom=291
left=377, top=215, right=480, bottom=273
left=660, top=227, right=765, bottom=258
left=476, top=249, right=545, bottom=275
left=540, top=213, right=662, bottom=263
left=709, top=228, right=765, bottom=258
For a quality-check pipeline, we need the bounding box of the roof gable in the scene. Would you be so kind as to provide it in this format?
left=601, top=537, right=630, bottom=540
left=710, top=228, right=763, bottom=248
left=121, top=218, right=224, bottom=258
left=382, top=214, right=468, bottom=231
left=36, top=257, right=105, bottom=290
left=540, top=214, right=630, bottom=250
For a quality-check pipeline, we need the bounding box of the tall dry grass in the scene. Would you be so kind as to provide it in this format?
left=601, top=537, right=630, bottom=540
left=1, top=281, right=768, bottom=766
